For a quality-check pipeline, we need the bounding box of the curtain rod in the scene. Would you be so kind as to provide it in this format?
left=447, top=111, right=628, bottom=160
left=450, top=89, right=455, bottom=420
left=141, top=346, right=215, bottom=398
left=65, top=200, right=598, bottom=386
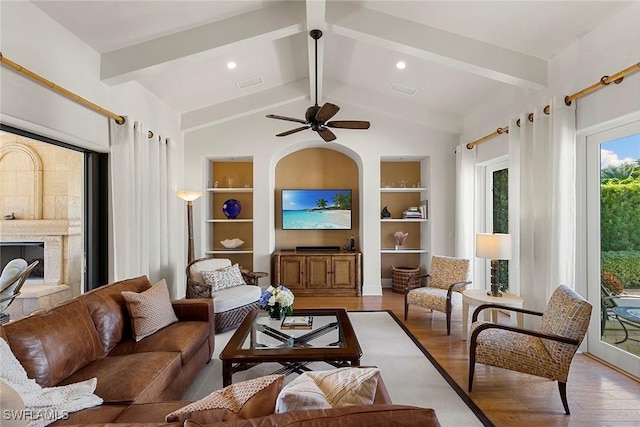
left=1, top=51, right=126, bottom=125
left=466, top=61, right=640, bottom=149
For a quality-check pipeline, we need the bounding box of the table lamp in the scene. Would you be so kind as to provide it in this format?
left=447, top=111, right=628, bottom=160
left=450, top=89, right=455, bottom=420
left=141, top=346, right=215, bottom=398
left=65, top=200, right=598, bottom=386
left=476, top=233, right=512, bottom=297
left=176, top=190, right=202, bottom=265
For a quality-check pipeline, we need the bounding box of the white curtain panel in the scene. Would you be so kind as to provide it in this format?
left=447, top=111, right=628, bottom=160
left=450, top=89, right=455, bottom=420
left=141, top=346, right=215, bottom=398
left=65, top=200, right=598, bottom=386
left=455, top=144, right=476, bottom=283
left=508, top=98, right=576, bottom=310
left=109, top=119, right=175, bottom=283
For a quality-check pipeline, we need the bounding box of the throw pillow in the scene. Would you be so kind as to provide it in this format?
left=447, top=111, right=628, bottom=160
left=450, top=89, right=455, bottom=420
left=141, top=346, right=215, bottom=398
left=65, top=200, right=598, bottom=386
left=201, top=263, right=246, bottom=292
left=275, top=367, right=380, bottom=413
left=166, top=374, right=284, bottom=424
left=121, top=279, right=178, bottom=342
left=0, top=258, right=27, bottom=291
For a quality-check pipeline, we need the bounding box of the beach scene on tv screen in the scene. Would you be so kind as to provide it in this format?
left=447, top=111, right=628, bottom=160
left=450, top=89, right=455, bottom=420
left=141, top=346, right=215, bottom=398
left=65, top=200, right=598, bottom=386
left=282, top=189, right=352, bottom=229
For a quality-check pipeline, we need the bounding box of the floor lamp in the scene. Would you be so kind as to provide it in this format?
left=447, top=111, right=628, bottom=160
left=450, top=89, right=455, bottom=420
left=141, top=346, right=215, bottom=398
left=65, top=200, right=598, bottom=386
left=176, top=191, right=202, bottom=265
left=476, top=233, right=512, bottom=297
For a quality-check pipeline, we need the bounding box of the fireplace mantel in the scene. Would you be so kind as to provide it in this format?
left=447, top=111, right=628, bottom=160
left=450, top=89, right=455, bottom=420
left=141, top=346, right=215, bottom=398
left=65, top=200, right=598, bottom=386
left=1, top=219, right=81, bottom=236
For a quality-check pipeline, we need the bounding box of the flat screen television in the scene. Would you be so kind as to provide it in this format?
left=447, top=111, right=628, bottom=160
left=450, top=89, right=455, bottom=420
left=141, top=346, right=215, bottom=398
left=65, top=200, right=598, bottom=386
left=282, top=189, right=352, bottom=230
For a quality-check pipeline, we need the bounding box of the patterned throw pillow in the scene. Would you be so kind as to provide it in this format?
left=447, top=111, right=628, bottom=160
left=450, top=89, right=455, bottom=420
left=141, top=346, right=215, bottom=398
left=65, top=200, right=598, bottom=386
left=201, top=263, right=246, bottom=292
left=275, top=367, right=380, bottom=413
left=121, top=279, right=178, bottom=342
left=166, top=374, right=284, bottom=424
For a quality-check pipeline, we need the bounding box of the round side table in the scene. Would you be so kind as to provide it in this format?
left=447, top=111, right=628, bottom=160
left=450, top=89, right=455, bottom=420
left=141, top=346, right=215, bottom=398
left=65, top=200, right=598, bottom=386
left=243, top=271, right=269, bottom=286
left=461, top=289, right=524, bottom=340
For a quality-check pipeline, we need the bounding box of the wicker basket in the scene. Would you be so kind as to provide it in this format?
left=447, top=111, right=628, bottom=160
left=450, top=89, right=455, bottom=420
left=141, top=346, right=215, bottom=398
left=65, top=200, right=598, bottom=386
left=392, top=265, right=420, bottom=293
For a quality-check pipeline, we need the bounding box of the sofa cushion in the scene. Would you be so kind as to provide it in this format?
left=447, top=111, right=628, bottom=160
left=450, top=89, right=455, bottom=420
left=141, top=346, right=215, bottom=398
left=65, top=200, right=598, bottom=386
left=1, top=299, right=104, bottom=387
left=82, top=276, right=153, bottom=353
left=59, top=351, right=182, bottom=404
left=275, top=367, right=380, bottom=413
left=212, top=285, right=261, bottom=314
left=166, top=374, right=284, bottom=424
left=121, top=279, right=179, bottom=342
left=183, top=405, right=442, bottom=427
left=108, top=321, right=209, bottom=365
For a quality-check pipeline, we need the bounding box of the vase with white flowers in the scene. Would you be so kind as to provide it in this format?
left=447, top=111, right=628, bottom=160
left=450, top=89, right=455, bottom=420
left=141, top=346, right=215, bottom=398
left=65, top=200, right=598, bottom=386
left=258, top=285, right=295, bottom=320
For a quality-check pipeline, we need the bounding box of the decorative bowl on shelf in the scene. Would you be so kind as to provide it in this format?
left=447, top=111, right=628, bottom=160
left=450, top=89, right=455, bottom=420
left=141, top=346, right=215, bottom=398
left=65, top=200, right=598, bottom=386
left=220, top=238, right=244, bottom=249
left=222, top=198, right=241, bottom=219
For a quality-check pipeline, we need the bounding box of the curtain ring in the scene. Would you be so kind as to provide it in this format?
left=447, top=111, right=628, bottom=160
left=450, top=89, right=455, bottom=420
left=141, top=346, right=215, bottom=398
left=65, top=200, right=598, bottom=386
left=600, top=75, right=611, bottom=85
left=516, top=118, right=521, bottom=127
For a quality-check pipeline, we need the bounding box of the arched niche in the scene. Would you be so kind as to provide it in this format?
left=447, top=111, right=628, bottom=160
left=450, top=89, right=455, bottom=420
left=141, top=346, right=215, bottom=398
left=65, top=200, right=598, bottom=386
left=273, top=143, right=362, bottom=249
left=0, top=143, right=43, bottom=219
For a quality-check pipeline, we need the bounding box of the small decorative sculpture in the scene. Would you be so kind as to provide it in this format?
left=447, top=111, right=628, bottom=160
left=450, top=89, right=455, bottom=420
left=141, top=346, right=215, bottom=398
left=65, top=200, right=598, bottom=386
left=220, top=238, right=244, bottom=249
left=4, top=212, right=15, bottom=220
left=394, top=231, right=408, bottom=249
left=381, top=206, right=391, bottom=219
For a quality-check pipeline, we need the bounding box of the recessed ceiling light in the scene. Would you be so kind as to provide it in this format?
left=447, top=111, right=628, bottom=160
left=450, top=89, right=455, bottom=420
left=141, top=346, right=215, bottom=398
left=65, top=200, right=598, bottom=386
left=227, top=62, right=236, bottom=70
left=396, top=61, right=406, bottom=70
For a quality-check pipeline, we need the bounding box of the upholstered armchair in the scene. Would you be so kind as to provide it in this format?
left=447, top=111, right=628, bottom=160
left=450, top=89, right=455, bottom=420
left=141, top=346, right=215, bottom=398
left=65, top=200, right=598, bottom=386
left=404, top=255, right=471, bottom=335
left=186, top=257, right=262, bottom=332
left=468, top=284, right=592, bottom=415
left=0, top=259, right=39, bottom=323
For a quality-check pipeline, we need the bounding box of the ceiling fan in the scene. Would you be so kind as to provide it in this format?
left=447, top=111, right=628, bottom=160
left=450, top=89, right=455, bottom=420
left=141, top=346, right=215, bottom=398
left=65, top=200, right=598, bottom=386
left=266, top=29, right=370, bottom=142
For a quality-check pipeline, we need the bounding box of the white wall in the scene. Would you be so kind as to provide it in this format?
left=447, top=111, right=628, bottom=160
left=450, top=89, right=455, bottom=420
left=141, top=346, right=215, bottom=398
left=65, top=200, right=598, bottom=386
left=460, top=1, right=640, bottom=312
left=184, top=99, right=459, bottom=295
left=0, top=2, right=185, bottom=296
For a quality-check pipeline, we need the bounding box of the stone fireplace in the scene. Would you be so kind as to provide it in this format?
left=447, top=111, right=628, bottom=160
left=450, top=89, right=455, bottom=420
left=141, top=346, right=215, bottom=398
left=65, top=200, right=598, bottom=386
left=1, top=133, right=82, bottom=317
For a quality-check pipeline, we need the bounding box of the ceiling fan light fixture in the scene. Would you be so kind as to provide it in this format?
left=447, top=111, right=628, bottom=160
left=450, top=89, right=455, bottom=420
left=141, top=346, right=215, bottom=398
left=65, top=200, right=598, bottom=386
left=264, top=29, right=370, bottom=142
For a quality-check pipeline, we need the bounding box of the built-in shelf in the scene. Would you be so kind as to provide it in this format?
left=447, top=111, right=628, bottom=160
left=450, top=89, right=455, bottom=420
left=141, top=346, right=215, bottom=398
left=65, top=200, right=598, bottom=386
left=380, top=218, right=426, bottom=222
left=381, top=248, right=428, bottom=254
left=380, top=187, right=427, bottom=192
left=206, top=187, right=253, bottom=193
left=206, top=249, right=253, bottom=255
left=205, top=219, right=253, bottom=223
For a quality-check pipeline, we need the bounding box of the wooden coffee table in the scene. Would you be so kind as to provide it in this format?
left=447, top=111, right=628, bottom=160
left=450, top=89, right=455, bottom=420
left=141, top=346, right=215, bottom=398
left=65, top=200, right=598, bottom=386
left=219, top=308, right=362, bottom=386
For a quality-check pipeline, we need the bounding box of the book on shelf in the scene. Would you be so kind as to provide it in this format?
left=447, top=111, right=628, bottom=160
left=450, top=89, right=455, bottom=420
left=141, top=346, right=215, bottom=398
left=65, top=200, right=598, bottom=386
left=281, top=315, right=313, bottom=330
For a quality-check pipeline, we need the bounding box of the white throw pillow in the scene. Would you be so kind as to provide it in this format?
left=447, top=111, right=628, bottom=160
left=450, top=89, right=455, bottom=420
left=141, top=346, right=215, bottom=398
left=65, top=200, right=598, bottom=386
left=201, top=263, right=246, bottom=292
left=121, top=279, right=178, bottom=341
left=275, top=367, right=380, bottom=413
left=0, top=259, right=27, bottom=291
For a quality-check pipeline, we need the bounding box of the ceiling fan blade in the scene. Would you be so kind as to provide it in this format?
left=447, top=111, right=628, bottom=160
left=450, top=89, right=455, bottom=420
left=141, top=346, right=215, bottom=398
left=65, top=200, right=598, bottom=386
left=326, top=120, right=371, bottom=129
left=315, top=103, right=340, bottom=122
left=317, top=128, right=337, bottom=142
left=266, top=114, right=307, bottom=124
left=276, top=126, right=310, bottom=137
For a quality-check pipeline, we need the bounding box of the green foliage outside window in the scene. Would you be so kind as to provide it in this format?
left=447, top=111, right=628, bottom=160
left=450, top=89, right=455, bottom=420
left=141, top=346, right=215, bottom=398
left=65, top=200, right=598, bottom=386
left=600, top=163, right=640, bottom=290
left=493, top=169, right=509, bottom=292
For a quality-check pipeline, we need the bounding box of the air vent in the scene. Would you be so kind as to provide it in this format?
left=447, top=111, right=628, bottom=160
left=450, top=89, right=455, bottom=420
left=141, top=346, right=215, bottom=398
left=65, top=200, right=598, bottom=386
left=236, top=76, right=263, bottom=89
left=390, top=83, right=417, bottom=96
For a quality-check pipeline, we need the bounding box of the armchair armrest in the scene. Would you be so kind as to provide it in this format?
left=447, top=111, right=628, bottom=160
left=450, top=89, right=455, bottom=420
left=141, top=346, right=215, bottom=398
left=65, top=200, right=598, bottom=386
left=470, top=321, right=580, bottom=346
left=172, top=298, right=214, bottom=323
left=472, top=303, right=543, bottom=322
left=404, top=274, right=429, bottom=293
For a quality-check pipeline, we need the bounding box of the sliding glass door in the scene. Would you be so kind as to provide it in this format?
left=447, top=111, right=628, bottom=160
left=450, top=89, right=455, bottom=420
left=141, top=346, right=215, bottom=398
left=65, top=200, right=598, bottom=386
left=585, top=120, right=640, bottom=377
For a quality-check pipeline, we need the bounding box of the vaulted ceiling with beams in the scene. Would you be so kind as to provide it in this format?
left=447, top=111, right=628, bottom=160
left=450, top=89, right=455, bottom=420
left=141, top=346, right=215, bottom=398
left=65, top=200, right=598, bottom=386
left=32, top=0, right=633, bottom=134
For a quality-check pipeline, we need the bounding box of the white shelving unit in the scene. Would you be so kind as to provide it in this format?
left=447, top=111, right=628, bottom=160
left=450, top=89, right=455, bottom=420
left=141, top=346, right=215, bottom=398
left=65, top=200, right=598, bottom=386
left=205, top=161, right=254, bottom=270
left=379, top=160, right=431, bottom=289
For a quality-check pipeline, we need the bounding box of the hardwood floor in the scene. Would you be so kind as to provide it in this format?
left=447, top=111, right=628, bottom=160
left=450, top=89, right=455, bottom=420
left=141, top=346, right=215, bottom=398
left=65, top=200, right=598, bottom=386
left=295, top=289, right=640, bottom=427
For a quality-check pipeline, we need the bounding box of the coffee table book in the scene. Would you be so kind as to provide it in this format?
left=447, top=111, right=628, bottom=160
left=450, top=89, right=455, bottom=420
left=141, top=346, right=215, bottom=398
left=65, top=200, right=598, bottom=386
left=281, top=315, right=313, bottom=330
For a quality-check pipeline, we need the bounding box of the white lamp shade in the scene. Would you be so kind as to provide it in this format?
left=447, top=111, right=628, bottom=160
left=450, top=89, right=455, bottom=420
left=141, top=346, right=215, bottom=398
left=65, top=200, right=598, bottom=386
left=176, top=190, right=202, bottom=202
left=476, top=233, right=512, bottom=260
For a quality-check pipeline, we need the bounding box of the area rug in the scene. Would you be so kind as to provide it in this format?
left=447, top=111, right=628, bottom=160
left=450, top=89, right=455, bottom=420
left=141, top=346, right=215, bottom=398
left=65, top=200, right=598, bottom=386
left=184, top=310, right=492, bottom=427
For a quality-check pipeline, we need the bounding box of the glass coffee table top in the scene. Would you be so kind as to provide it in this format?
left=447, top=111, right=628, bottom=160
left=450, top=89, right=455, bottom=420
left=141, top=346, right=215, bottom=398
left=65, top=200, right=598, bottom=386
left=220, top=308, right=362, bottom=386
left=242, top=312, right=342, bottom=350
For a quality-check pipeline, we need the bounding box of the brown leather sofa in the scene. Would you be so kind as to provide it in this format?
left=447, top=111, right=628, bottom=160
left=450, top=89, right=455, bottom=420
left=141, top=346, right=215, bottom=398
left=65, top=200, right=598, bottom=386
left=1, top=275, right=215, bottom=404
left=1, top=275, right=441, bottom=426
